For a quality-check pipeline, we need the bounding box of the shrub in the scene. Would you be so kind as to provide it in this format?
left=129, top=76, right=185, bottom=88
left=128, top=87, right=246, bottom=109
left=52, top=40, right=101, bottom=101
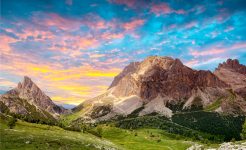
left=7, top=117, right=17, bottom=129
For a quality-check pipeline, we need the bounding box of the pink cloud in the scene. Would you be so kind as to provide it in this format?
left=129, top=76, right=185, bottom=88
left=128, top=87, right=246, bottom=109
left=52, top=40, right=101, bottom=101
left=150, top=3, right=186, bottom=16
left=32, top=13, right=81, bottom=31
left=109, top=0, right=136, bottom=8
left=190, top=42, right=246, bottom=57
left=123, top=19, right=145, bottom=31
left=150, top=3, right=171, bottom=15
left=184, top=21, right=197, bottom=29
left=101, top=32, right=124, bottom=40
left=0, top=35, right=17, bottom=53
left=184, top=59, right=199, bottom=67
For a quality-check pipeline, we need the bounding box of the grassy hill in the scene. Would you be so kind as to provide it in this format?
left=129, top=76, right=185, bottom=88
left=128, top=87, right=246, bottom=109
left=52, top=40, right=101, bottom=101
left=0, top=115, right=197, bottom=150
left=0, top=116, right=118, bottom=150
left=93, top=124, right=192, bottom=150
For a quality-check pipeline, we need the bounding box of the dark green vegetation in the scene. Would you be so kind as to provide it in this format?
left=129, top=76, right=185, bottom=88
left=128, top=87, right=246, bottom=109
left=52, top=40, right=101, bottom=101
left=7, top=116, right=17, bottom=129
left=0, top=101, right=10, bottom=114
left=172, top=111, right=245, bottom=141
left=115, top=115, right=224, bottom=143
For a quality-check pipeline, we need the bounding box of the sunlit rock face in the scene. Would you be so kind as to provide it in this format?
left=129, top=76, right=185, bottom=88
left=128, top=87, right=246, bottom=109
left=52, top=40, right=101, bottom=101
left=213, top=59, right=246, bottom=115
left=74, top=56, right=246, bottom=122
left=0, top=76, right=67, bottom=117
left=214, top=59, right=246, bottom=97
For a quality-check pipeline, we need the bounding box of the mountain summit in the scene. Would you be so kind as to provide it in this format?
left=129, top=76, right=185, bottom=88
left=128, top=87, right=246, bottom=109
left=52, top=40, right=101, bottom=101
left=73, top=56, right=246, bottom=122
left=0, top=76, right=67, bottom=122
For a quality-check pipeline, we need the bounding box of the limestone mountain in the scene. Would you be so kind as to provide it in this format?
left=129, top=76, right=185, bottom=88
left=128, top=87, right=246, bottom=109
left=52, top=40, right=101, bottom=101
left=213, top=59, right=246, bottom=114
left=214, top=59, right=246, bottom=98
left=73, top=56, right=246, bottom=123
left=0, top=76, right=67, bottom=123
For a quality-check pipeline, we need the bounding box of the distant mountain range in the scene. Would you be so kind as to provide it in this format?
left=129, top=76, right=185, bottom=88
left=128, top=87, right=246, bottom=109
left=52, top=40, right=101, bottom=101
left=0, top=56, right=245, bottom=124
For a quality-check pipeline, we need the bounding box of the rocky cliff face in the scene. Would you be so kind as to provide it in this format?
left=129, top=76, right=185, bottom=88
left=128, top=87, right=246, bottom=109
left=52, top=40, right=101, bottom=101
left=0, top=76, right=67, bottom=118
left=74, top=56, right=246, bottom=122
left=212, top=59, right=246, bottom=115
left=214, top=59, right=246, bottom=98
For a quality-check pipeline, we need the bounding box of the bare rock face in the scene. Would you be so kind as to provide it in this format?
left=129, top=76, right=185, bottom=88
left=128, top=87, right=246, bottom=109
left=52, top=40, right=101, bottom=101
left=109, top=62, right=140, bottom=89
left=0, top=76, right=67, bottom=117
left=214, top=59, right=246, bottom=97
left=213, top=59, right=246, bottom=114
left=214, top=59, right=246, bottom=87
left=112, top=56, right=227, bottom=101
left=217, top=59, right=246, bottom=75
left=75, top=56, right=243, bottom=122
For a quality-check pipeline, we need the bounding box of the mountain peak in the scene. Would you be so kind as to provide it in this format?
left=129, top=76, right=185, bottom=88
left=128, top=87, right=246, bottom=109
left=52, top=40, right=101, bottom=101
left=23, top=76, right=32, bottom=83
left=217, top=59, right=246, bottom=75
left=2, top=76, right=67, bottom=115
left=140, top=56, right=183, bottom=71
left=21, top=76, right=34, bottom=87
left=109, top=61, right=140, bottom=89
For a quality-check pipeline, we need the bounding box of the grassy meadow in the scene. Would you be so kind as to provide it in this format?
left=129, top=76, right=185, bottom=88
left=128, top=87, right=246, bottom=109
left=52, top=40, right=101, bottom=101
left=0, top=117, right=197, bottom=150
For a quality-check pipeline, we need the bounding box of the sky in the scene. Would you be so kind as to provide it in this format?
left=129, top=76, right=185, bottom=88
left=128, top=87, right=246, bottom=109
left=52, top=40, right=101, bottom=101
left=0, top=0, right=246, bottom=105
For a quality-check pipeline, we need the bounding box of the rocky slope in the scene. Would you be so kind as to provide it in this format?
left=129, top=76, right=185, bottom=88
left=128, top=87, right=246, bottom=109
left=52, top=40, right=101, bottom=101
left=0, top=76, right=67, bottom=120
left=73, top=56, right=246, bottom=122
left=214, top=59, right=246, bottom=98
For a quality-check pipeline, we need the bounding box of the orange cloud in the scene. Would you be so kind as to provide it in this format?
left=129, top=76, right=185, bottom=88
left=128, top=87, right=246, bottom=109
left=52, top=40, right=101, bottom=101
left=90, top=54, right=105, bottom=58
left=101, top=32, right=124, bottom=40
left=0, top=57, right=121, bottom=105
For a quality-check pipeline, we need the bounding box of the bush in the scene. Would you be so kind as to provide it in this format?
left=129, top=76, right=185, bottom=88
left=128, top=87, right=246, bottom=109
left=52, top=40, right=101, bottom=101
left=7, top=117, right=17, bottom=129
left=64, top=125, right=81, bottom=132
left=87, top=126, right=103, bottom=138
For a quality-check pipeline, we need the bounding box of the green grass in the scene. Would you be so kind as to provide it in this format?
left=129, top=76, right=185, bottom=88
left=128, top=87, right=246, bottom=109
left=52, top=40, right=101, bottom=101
left=60, top=111, right=83, bottom=126
left=0, top=115, right=227, bottom=150
left=0, top=117, right=195, bottom=150
left=204, top=97, right=222, bottom=111
left=95, top=124, right=193, bottom=150
left=0, top=118, right=118, bottom=150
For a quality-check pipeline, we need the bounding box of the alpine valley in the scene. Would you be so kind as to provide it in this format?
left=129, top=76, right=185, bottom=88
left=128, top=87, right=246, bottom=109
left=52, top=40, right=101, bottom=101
left=1, top=56, right=246, bottom=150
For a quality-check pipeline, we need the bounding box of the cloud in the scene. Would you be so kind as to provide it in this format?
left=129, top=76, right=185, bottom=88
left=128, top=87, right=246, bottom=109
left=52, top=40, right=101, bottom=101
left=0, top=78, right=17, bottom=88
left=90, top=54, right=105, bottom=58
left=150, top=3, right=185, bottom=16
left=123, top=19, right=145, bottom=31
left=190, top=42, right=246, bottom=57
left=32, top=13, right=81, bottom=31
left=109, top=0, right=136, bottom=8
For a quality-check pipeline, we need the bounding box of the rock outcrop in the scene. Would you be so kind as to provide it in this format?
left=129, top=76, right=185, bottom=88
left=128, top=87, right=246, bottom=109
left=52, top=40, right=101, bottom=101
left=215, top=59, right=246, bottom=90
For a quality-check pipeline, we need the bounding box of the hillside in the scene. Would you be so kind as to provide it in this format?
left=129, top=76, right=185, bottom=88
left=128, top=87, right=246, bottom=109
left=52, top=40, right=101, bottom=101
left=0, top=115, right=118, bottom=150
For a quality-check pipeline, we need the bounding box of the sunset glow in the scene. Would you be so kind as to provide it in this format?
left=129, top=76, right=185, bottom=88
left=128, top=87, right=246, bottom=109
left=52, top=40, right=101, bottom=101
left=1, top=0, right=246, bottom=105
